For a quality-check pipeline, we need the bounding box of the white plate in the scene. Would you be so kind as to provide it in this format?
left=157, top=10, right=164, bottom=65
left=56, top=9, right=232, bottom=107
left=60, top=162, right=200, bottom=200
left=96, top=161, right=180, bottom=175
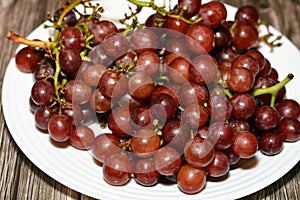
left=2, top=1, right=300, bottom=199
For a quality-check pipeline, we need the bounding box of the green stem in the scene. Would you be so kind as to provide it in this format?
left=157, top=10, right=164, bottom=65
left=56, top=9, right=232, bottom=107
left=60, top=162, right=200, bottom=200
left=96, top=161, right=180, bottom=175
left=127, top=0, right=151, bottom=7
left=224, top=88, right=233, bottom=99
left=252, top=73, right=294, bottom=107
left=53, top=48, right=63, bottom=109
left=127, top=0, right=202, bottom=25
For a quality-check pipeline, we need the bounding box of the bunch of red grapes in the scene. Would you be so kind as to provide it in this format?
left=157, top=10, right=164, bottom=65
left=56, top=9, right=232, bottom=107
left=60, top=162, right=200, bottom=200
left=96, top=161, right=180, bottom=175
left=8, top=0, right=300, bottom=195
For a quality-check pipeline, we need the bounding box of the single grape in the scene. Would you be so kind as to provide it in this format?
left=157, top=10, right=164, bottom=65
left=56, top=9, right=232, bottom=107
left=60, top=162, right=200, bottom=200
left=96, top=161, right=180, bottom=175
left=90, top=20, right=118, bottom=45
left=213, top=47, right=239, bottom=64
left=185, top=22, right=215, bottom=54
left=207, top=122, right=235, bottom=150
left=235, top=5, right=260, bottom=26
left=164, top=38, right=190, bottom=59
left=145, top=13, right=165, bottom=27
left=163, top=17, right=189, bottom=38
left=128, top=72, right=154, bottom=100
left=205, top=150, right=229, bottom=177
left=177, top=164, right=206, bottom=194
left=108, top=106, right=133, bottom=138
left=278, top=118, right=300, bottom=142
left=69, top=125, right=95, bottom=150
left=16, top=46, right=41, bottom=73
left=131, top=106, right=154, bottom=130
left=198, top=1, right=227, bottom=28
left=131, top=128, right=160, bottom=158
left=178, top=0, right=202, bottom=18
left=232, top=131, right=258, bottom=159
left=103, top=153, right=132, bottom=186
left=102, top=33, right=130, bottom=58
left=64, top=80, right=92, bottom=105
left=34, top=106, right=54, bottom=130
left=161, top=118, right=191, bottom=151
left=34, top=63, right=55, bottom=81
left=232, top=24, right=258, bottom=50
left=98, top=69, right=128, bottom=99
left=229, top=119, right=250, bottom=133
left=276, top=99, right=300, bottom=119
left=227, top=67, right=255, bottom=93
left=59, top=48, right=82, bottom=77
left=58, top=27, right=85, bottom=51
left=232, top=54, right=259, bottom=76
left=269, top=68, right=279, bottom=81
left=31, top=80, right=55, bottom=106
left=135, top=51, right=160, bottom=77
left=253, top=105, right=280, bottom=131
left=258, top=58, right=272, bottom=77
left=166, top=57, right=191, bottom=84
left=130, top=28, right=160, bottom=53
left=189, top=54, right=218, bottom=85
left=82, top=64, right=106, bottom=87
left=153, top=146, right=182, bottom=176
left=245, top=49, right=266, bottom=72
left=184, top=136, right=215, bottom=168
left=213, top=25, right=232, bottom=50
left=230, top=93, right=256, bottom=120
left=90, top=88, right=112, bottom=113
left=92, top=133, right=120, bottom=163
left=133, top=158, right=160, bottom=186
left=48, top=114, right=72, bottom=142
left=150, top=85, right=180, bottom=106
left=259, top=129, right=284, bottom=156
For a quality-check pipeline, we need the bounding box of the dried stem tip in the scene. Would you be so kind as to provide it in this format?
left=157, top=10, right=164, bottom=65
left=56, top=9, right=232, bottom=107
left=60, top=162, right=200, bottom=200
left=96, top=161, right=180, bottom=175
left=6, top=31, right=52, bottom=49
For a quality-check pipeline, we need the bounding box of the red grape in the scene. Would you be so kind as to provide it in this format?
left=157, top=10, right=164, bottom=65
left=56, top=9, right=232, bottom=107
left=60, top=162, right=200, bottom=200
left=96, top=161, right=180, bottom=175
left=184, top=136, right=215, bottom=168
left=133, top=158, right=160, bottom=186
left=103, top=153, right=132, bottom=186
left=48, top=114, right=72, bottom=142
left=69, top=125, right=95, bottom=150
left=232, top=131, right=258, bottom=159
left=131, top=128, right=160, bottom=158
left=92, top=133, right=120, bottom=163
left=16, top=46, right=41, bottom=73
left=177, top=164, right=206, bottom=194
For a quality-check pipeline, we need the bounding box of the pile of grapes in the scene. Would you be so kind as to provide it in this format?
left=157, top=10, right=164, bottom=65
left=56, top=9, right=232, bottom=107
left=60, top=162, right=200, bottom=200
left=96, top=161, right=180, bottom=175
left=7, top=0, right=300, bottom=195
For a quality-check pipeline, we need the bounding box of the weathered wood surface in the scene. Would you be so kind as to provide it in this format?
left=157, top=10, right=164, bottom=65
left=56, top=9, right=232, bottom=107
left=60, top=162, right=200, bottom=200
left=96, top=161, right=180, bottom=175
left=0, top=0, right=299, bottom=199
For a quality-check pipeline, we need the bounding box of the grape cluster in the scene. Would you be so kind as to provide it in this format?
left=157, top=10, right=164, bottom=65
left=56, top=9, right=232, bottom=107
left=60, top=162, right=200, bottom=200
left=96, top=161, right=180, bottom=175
left=7, top=0, right=300, bottom=195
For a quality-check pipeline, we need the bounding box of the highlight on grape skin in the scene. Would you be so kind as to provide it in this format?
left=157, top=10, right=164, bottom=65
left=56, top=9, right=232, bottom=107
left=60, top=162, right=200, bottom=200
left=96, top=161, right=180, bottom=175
left=6, top=0, right=300, bottom=196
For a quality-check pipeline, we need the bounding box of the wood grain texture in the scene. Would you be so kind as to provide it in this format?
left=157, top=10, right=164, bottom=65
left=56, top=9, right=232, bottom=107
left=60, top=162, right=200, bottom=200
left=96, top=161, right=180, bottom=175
left=0, top=0, right=299, bottom=200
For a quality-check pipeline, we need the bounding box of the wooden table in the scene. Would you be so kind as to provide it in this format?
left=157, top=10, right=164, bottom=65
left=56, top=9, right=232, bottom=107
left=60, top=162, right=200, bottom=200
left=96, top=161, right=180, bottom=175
left=0, top=0, right=299, bottom=199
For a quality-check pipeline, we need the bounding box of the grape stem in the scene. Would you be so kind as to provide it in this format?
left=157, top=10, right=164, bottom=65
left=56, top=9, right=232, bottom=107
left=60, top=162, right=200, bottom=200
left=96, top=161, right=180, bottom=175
left=126, top=0, right=202, bottom=24
left=6, top=31, right=54, bottom=49
left=252, top=73, right=294, bottom=107
left=224, top=89, right=233, bottom=99
left=53, top=49, right=63, bottom=110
